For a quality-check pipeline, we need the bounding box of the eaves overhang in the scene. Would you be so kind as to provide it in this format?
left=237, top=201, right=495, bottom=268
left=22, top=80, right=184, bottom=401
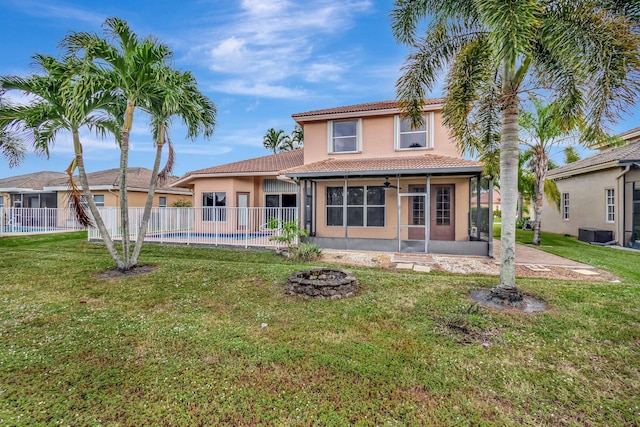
left=284, top=166, right=483, bottom=179
left=171, top=171, right=275, bottom=187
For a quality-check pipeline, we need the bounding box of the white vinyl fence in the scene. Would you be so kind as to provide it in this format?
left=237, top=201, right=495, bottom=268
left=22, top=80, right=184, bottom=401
left=0, top=207, right=85, bottom=236
left=87, top=207, right=298, bottom=248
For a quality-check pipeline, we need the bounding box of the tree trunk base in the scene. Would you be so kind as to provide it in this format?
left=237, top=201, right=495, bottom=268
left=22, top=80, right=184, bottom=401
left=487, top=286, right=524, bottom=306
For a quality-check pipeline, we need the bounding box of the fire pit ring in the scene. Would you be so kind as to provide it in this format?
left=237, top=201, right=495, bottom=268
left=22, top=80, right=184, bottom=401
left=286, top=268, right=358, bottom=300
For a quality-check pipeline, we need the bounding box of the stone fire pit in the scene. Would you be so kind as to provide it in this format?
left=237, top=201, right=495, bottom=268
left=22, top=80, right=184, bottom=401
left=286, top=268, right=358, bottom=300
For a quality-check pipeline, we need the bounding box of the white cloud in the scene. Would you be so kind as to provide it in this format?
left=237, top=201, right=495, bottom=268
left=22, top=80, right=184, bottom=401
left=210, top=80, right=307, bottom=99
left=193, top=0, right=373, bottom=96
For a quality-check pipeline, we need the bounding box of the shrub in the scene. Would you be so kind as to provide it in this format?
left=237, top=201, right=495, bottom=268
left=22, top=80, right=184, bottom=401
left=290, top=242, right=323, bottom=262
left=172, top=199, right=192, bottom=207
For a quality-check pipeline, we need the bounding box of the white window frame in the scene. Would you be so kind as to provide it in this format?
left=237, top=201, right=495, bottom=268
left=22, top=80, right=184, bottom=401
left=605, top=188, right=615, bottom=223
left=202, top=192, right=226, bottom=222
left=0, top=195, right=4, bottom=208
left=562, top=193, right=569, bottom=220
left=394, top=113, right=434, bottom=150
left=327, top=119, right=362, bottom=154
left=159, top=196, right=167, bottom=208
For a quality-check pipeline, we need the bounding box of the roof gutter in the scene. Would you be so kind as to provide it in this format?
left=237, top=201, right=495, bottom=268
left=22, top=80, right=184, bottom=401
left=285, top=166, right=483, bottom=179
left=171, top=171, right=277, bottom=187
left=548, top=160, right=619, bottom=180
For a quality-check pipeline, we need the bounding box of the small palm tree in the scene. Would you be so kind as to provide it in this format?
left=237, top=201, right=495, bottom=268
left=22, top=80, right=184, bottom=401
left=291, top=124, right=304, bottom=148
left=519, top=98, right=573, bottom=245
left=263, top=128, right=290, bottom=153
left=392, top=0, right=640, bottom=302
left=128, top=68, right=216, bottom=266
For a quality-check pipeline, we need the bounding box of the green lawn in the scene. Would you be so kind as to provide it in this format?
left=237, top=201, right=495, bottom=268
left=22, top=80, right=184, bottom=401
left=1, top=232, right=639, bottom=425
left=494, top=224, right=640, bottom=282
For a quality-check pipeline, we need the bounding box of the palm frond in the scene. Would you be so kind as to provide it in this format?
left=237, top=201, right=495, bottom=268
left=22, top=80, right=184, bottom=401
left=65, top=159, right=93, bottom=228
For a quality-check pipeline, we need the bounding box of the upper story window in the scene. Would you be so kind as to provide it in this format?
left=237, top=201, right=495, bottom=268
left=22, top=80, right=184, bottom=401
left=0, top=195, right=4, bottom=208
left=159, top=196, right=167, bottom=208
left=395, top=114, right=433, bottom=150
left=328, top=119, right=361, bottom=153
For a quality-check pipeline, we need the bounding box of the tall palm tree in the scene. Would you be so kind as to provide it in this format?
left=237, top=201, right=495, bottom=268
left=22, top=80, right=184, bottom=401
left=392, top=0, right=640, bottom=303
left=0, top=54, right=124, bottom=264
left=129, top=68, right=216, bottom=266
left=63, top=17, right=174, bottom=268
left=263, top=128, right=290, bottom=153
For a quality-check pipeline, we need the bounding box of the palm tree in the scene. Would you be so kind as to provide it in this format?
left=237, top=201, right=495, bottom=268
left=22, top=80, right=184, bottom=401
left=263, top=128, right=290, bottom=153
left=291, top=124, right=304, bottom=148
left=59, top=17, right=215, bottom=271
left=0, top=129, right=26, bottom=168
left=63, top=17, right=174, bottom=268
left=563, top=146, right=580, bottom=164
left=0, top=54, right=124, bottom=263
left=128, top=68, right=216, bottom=266
left=392, top=0, right=640, bottom=303
left=519, top=98, right=573, bottom=245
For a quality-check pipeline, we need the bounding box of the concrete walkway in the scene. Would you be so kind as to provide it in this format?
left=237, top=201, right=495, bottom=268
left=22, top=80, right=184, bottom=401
left=320, top=239, right=613, bottom=280
left=491, top=240, right=589, bottom=268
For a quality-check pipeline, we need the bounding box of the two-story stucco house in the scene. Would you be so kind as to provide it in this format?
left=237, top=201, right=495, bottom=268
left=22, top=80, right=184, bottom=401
left=174, top=100, right=494, bottom=255
left=541, top=126, right=640, bottom=249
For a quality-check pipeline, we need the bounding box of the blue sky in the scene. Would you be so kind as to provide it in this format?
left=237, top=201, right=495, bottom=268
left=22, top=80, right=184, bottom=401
left=1, top=0, right=638, bottom=179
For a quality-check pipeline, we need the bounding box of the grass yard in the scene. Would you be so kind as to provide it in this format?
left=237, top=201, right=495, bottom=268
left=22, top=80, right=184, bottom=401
left=1, top=232, right=639, bottom=426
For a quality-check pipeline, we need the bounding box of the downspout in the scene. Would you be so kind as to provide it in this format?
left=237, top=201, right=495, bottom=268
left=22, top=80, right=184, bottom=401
left=425, top=175, right=431, bottom=253
left=397, top=175, right=401, bottom=252
left=343, top=176, right=348, bottom=248
left=617, top=165, right=631, bottom=247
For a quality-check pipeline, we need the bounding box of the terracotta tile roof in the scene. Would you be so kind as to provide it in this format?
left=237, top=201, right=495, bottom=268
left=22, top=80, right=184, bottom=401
left=0, top=171, right=68, bottom=191
left=283, top=154, right=482, bottom=177
left=292, top=99, right=444, bottom=120
left=174, top=149, right=304, bottom=185
left=547, top=141, right=640, bottom=178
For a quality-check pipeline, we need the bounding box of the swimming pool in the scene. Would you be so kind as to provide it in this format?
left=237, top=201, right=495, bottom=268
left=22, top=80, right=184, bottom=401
left=148, top=232, right=275, bottom=240
left=1, top=226, right=62, bottom=233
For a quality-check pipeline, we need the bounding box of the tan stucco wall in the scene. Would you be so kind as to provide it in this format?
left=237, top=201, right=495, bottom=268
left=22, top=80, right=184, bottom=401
left=541, top=168, right=621, bottom=238
left=309, top=177, right=471, bottom=242
left=303, top=111, right=460, bottom=164
left=55, top=190, right=191, bottom=208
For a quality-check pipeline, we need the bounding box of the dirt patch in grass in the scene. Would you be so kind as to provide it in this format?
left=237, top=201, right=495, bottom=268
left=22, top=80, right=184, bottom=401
left=95, top=264, right=158, bottom=279
left=469, top=288, right=550, bottom=313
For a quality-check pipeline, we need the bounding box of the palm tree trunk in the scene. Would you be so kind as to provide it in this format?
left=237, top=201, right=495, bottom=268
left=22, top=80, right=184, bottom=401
left=532, top=151, right=548, bottom=245
left=120, top=100, right=135, bottom=269
left=492, top=81, right=523, bottom=303
left=72, top=130, right=125, bottom=269
left=130, top=125, right=165, bottom=266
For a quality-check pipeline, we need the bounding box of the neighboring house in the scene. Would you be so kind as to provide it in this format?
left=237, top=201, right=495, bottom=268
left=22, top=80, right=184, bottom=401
left=0, top=168, right=192, bottom=228
left=542, top=128, right=640, bottom=248
left=175, top=100, right=494, bottom=255
left=481, top=189, right=501, bottom=213
left=0, top=171, right=67, bottom=209
left=45, top=167, right=193, bottom=209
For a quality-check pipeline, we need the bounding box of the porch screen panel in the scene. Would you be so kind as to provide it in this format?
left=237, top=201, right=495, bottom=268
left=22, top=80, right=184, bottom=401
left=347, top=186, right=364, bottom=226
left=367, top=187, right=385, bottom=226
left=326, top=187, right=343, bottom=226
